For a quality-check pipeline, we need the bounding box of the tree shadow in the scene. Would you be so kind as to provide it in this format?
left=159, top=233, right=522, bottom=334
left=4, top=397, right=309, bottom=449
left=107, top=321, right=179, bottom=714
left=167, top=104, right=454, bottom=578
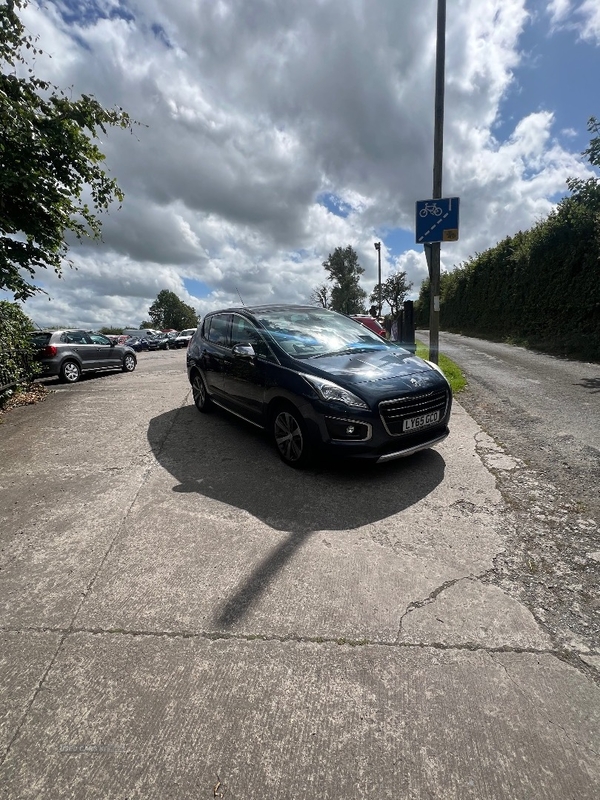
left=573, top=377, right=600, bottom=393
left=148, top=405, right=447, bottom=626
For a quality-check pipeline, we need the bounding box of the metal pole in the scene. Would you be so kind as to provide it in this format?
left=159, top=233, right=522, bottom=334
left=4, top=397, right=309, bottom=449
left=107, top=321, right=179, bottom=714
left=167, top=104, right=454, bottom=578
left=374, top=242, right=382, bottom=317
left=428, top=0, right=446, bottom=364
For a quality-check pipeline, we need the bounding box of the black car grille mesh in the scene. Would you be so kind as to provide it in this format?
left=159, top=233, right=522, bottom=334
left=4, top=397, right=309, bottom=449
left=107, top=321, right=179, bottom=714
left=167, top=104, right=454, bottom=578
left=379, top=389, right=449, bottom=436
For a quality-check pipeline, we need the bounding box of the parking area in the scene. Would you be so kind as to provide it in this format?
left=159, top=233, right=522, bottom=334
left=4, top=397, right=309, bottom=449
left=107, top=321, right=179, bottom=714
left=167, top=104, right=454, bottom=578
left=0, top=350, right=598, bottom=799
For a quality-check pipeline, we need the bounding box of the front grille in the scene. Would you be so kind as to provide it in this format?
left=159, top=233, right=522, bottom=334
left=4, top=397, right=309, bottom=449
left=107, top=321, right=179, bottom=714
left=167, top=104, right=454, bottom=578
left=379, top=389, right=449, bottom=436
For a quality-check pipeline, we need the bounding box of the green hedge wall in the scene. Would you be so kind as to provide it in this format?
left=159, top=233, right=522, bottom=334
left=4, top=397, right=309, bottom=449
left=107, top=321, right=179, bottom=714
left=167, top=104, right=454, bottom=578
left=415, top=197, right=600, bottom=361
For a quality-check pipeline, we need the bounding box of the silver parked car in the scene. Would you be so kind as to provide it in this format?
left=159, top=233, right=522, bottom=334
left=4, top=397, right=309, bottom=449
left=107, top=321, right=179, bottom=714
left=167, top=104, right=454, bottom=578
left=30, top=330, right=137, bottom=383
left=173, top=328, right=197, bottom=348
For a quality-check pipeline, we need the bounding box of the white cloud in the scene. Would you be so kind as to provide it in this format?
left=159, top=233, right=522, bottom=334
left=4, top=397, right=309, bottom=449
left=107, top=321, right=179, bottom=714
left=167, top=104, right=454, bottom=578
left=578, top=0, right=600, bottom=42
left=7, top=0, right=596, bottom=328
left=547, top=0, right=600, bottom=42
left=548, top=0, right=573, bottom=25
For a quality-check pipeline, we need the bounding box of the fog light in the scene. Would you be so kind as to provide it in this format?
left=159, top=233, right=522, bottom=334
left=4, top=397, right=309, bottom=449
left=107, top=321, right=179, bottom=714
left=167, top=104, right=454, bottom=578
left=325, top=417, right=369, bottom=441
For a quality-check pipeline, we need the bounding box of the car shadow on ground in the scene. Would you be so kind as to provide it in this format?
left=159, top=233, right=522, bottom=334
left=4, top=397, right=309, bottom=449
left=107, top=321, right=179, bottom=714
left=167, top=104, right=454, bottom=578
left=148, top=404, right=447, bottom=627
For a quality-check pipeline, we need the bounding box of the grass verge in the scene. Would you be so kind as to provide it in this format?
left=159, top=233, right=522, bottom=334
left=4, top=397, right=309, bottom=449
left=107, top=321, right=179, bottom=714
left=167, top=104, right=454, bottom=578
left=415, top=340, right=467, bottom=394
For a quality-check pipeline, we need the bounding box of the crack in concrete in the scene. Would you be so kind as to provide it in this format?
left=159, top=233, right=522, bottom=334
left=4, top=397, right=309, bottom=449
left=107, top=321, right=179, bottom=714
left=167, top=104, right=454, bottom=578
left=395, top=574, right=476, bottom=644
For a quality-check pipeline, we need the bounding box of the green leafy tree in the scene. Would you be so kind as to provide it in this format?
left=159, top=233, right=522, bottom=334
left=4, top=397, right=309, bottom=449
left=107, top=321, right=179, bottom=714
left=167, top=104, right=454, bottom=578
left=564, top=117, right=600, bottom=212
left=148, top=290, right=199, bottom=330
left=322, top=245, right=366, bottom=314
left=370, top=269, right=413, bottom=317
left=0, top=0, right=135, bottom=300
left=99, top=326, right=125, bottom=335
left=0, top=300, right=40, bottom=391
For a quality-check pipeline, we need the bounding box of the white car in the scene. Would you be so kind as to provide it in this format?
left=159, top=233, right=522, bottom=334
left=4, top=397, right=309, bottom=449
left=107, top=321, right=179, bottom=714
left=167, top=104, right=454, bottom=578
left=173, top=328, right=197, bottom=348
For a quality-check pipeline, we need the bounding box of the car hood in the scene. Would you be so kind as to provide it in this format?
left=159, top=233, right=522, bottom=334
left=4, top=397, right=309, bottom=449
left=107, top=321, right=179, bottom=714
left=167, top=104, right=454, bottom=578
left=300, top=347, right=444, bottom=392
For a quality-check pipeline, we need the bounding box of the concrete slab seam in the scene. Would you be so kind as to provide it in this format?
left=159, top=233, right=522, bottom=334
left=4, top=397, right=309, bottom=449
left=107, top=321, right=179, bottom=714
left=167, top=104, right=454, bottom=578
left=2, top=624, right=598, bottom=662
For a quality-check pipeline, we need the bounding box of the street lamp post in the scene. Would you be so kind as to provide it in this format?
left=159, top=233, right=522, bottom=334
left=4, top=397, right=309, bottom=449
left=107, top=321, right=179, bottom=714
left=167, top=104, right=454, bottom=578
left=428, top=0, right=447, bottom=365
left=374, top=242, right=382, bottom=317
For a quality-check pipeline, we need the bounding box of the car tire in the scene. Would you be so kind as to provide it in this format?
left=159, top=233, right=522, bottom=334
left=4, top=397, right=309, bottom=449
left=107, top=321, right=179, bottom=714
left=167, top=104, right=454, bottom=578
left=271, top=403, right=313, bottom=468
left=122, top=354, right=137, bottom=373
left=191, top=371, right=213, bottom=412
left=60, top=360, right=81, bottom=383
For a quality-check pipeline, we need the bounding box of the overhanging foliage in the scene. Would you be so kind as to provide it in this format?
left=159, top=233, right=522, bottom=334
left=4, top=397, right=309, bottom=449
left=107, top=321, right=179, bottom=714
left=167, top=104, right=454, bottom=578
left=0, top=300, right=40, bottom=391
left=0, top=0, right=135, bottom=300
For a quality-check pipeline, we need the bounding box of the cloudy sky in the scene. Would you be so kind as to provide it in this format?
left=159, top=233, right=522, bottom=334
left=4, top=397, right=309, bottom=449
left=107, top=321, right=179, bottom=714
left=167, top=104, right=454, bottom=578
left=4, top=0, right=600, bottom=329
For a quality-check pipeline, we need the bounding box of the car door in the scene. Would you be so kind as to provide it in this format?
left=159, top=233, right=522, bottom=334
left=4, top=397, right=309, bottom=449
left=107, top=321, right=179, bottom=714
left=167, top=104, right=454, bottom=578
left=62, top=330, right=98, bottom=370
left=201, top=314, right=232, bottom=398
left=90, top=333, right=121, bottom=368
left=221, top=314, right=273, bottom=423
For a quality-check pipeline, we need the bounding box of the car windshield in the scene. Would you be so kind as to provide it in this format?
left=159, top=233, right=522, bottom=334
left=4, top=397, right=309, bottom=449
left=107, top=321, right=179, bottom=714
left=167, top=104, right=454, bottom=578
left=254, top=309, right=392, bottom=358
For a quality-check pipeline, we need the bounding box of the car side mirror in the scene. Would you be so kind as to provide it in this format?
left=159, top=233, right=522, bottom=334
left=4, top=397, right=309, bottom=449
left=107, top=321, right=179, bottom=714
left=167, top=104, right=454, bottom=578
left=232, top=343, right=255, bottom=359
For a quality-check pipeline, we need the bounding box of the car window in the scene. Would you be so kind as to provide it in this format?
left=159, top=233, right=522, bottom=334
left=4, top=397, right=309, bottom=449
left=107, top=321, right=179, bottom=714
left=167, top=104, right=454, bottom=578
left=89, top=334, right=111, bottom=345
left=207, top=314, right=231, bottom=346
left=30, top=332, right=52, bottom=348
left=255, top=309, right=391, bottom=358
left=63, top=330, right=93, bottom=345
left=231, top=314, right=272, bottom=359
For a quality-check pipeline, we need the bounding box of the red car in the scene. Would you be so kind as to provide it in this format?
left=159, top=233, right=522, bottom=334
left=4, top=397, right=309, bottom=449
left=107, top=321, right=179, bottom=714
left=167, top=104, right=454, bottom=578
left=350, top=315, right=387, bottom=338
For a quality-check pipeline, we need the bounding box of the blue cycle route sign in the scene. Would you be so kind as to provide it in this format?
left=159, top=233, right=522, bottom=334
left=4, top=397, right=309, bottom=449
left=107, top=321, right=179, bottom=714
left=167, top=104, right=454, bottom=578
left=415, top=197, right=460, bottom=244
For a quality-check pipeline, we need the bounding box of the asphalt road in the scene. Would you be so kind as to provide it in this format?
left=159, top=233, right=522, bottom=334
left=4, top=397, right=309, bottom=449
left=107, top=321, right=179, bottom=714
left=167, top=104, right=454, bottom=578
left=420, top=331, right=600, bottom=520
left=0, top=348, right=599, bottom=799
left=419, top=330, right=600, bottom=653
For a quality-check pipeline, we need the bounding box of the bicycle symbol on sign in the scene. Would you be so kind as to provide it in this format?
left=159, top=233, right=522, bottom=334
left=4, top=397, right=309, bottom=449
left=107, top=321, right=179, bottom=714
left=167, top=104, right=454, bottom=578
left=419, top=202, right=443, bottom=218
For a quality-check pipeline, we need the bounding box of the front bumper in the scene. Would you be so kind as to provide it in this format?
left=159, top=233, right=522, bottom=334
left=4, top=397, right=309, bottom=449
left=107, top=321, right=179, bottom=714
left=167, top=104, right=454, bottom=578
left=299, top=395, right=451, bottom=463
left=375, top=428, right=449, bottom=462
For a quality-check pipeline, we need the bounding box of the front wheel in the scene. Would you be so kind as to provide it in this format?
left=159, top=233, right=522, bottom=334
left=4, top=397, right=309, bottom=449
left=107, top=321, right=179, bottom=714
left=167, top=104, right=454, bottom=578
left=122, top=354, right=137, bottom=372
left=192, top=372, right=213, bottom=412
left=272, top=405, right=313, bottom=468
left=60, top=360, right=81, bottom=383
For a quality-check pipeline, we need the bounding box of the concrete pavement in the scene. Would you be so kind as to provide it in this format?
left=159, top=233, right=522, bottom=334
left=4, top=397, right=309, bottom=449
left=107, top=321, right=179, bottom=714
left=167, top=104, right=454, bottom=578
left=0, top=351, right=598, bottom=798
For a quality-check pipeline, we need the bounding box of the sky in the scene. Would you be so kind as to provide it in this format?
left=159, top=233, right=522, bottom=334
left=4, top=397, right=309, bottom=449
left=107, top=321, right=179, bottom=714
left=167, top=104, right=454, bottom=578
left=4, top=0, right=600, bottom=330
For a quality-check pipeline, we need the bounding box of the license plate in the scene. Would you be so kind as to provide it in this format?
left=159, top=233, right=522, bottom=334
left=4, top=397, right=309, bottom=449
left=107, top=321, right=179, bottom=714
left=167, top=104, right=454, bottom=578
left=403, top=410, right=440, bottom=432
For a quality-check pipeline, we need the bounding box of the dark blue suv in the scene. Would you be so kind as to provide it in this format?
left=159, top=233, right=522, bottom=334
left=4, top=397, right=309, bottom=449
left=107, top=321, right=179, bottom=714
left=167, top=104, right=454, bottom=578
left=186, top=305, right=452, bottom=467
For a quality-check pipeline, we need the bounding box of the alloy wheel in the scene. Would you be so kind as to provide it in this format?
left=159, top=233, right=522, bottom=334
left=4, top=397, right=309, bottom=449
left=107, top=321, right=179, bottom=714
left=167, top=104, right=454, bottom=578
left=274, top=410, right=305, bottom=464
left=62, top=361, right=81, bottom=383
left=192, top=373, right=212, bottom=412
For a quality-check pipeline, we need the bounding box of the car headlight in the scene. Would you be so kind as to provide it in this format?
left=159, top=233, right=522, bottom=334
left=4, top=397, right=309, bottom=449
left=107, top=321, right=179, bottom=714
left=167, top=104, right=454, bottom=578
left=301, top=373, right=368, bottom=409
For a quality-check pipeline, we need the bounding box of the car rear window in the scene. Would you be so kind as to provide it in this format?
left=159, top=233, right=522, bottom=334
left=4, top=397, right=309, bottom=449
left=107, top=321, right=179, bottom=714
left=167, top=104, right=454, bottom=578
left=29, top=332, right=52, bottom=348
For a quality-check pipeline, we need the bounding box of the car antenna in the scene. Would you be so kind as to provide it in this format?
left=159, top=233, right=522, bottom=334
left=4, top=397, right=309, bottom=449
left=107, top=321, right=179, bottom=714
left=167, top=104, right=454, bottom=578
left=236, top=287, right=245, bottom=306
